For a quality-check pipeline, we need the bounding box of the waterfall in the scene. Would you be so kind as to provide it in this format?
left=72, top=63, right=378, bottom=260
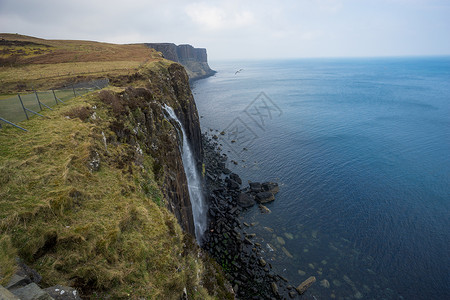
left=163, top=104, right=206, bottom=242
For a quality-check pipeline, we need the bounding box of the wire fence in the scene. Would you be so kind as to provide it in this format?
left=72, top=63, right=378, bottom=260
left=0, top=78, right=109, bottom=131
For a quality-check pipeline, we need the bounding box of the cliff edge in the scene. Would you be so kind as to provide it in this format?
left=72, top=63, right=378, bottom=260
left=145, top=43, right=216, bottom=81
left=0, top=34, right=232, bottom=299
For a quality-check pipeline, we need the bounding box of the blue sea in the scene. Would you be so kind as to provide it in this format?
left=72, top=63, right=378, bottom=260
left=192, top=57, right=450, bottom=299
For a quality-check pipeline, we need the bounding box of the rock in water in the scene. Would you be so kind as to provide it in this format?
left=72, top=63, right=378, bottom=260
left=262, top=182, right=279, bottom=194
left=296, top=276, right=316, bottom=295
left=222, top=168, right=231, bottom=175
left=230, top=173, right=242, bottom=184
left=249, top=182, right=262, bottom=193
left=277, top=236, right=286, bottom=245
left=259, top=204, right=271, bottom=214
left=259, top=258, right=267, bottom=267
left=282, top=247, right=293, bottom=258
left=237, top=193, right=255, bottom=208
left=255, top=192, right=275, bottom=203
left=271, top=282, right=279, bottom=296
left=284, top=232, right=294, bottom=240
left=320, top=279, right=330, bottom=288
left=263, top=226, right=274, bottom=233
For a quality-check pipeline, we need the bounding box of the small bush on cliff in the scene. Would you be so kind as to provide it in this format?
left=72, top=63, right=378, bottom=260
left=64, top=105, right=92, bottom=121
left=98, top=90, right=125, bottom=115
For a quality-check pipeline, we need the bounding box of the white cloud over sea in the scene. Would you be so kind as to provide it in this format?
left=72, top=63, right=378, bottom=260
left=0, top=0, right=449, bottom=60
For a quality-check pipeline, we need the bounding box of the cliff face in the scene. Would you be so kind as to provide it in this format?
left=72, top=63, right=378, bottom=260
left=108, top=63, right=203, bottom=236
left=145, top=43, right=216, bottom=80
left=0, top=34, right=233, bottom=299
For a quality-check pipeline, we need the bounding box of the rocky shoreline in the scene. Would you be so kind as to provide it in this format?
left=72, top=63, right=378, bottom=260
left=201, top=133, right=315, bottom=299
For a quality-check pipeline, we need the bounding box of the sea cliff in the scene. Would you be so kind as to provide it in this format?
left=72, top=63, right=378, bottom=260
left=145, top=43, right=216, bottom=80
left=0, top=34, right=231, bottom=299
left=0, top=34, right=300, bottom=300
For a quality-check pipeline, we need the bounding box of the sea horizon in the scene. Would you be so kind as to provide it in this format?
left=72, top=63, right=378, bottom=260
left=208, top=55, right=450, bottom=64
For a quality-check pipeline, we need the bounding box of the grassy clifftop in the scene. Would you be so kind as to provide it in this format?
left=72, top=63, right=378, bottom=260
left=0, top=35, right=232, bottom=299
left=0, top=33, right=161, bottom=96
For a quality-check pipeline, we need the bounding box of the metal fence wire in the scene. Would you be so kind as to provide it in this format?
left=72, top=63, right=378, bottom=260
left=0, top=78, right=109, bottom=130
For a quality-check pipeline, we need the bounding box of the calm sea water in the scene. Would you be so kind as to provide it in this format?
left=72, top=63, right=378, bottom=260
left=192, top=57, right=450, bottom=299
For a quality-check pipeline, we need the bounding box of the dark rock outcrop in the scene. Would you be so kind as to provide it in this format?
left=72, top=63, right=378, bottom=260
left=262, top=182, right=279, bottom=194
left=237, top=193, right=255, bottom=208
left=255, top=191, right=275, bottom=204
left=145, top=43, right=216, bottom=80
left=249, top=182, right=262, bottom=193
left=1, top=261, right=82, bottom=300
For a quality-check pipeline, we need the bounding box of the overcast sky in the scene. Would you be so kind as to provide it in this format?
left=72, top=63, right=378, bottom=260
left=1, top=0, right=449, bottom=60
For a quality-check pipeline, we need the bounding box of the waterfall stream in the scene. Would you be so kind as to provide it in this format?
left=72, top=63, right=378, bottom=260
left=163, top=104, right=206, bottom=242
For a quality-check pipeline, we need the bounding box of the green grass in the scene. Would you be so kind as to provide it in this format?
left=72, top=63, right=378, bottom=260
left=0, top=86, right=99, bottom=124
left=0, top=90, right=218, bottom=298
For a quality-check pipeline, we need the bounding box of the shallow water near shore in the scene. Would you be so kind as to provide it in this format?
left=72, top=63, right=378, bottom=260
left=192, top=57, right=450, bottom=299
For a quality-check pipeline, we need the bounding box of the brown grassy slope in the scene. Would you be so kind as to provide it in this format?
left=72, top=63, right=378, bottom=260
left=0, top=33, right=157, bottom=63
left=0, top=34, right=163, bottom=95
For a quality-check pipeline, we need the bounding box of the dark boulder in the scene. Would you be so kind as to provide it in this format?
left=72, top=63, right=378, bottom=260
left=255, top=192, right=275, bottom=204
left=262, top=182, right=279, bottom=194
left=223, top=168, right=232, bottom=175
left=237, top=193, right=255, bottom=208
left=227, top=179, right=240, bottom=190
left=230, top=173, right=242, bottom=185
left=249, top=182, right=262, bottom=193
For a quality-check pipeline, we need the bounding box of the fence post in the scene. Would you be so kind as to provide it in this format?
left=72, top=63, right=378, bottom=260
left=52, top=89, right=58, bottom=105
left=52, top=89, right=64, bottom=104
left=18, top=94, right=29, bottom=120
left=34, top=90, right=43, bottom=111
left=72, top=84, right=76, bottom=97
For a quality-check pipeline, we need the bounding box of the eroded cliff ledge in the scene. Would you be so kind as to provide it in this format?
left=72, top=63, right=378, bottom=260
left=145, top=43, right=216, bottom=80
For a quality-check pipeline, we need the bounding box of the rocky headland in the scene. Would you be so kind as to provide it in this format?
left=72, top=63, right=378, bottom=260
left=145, top=43, right=216, bottom=81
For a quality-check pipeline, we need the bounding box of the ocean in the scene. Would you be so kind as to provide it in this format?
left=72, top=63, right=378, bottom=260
left=192, top=57, right=450, bottom=299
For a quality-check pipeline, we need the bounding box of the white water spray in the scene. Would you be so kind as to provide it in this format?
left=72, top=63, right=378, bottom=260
left=163, top=104, right=206, bottom=242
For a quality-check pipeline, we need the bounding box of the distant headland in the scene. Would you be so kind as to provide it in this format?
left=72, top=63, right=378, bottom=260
left=145, top=43, right=216, bottom=81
